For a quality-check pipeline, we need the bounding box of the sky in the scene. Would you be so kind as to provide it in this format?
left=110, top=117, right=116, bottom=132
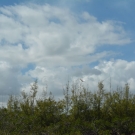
left=0, top=0, right=135, bottom=103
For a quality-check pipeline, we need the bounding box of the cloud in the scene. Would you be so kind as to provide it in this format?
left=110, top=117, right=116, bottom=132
left=19, top=59, right=135, bottom=101
left=0, top=4, right=131, bottom=66
left=89, top=59, right=135, bottom=92
left=0, top=3, right=133, bottom=102
left=0, top=61, right=21, bottom=95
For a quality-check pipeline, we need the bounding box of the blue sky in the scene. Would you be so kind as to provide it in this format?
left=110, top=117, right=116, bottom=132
left=0, top=0, right=135, bottom=101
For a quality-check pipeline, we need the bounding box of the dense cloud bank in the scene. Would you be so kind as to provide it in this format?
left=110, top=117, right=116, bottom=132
left=0, top=4, right=134, bottom=100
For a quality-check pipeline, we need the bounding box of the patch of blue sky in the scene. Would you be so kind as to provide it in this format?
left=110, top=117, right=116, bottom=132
left=21, top=63, right=35, bottom=75
left=58, top=1, right=132, bottom=31
left=0, top=38, right=29, bottom=50
left=71, top=0, right=135, bottom=32
left=0, top=39, right=7, bottom=46
left=17, top=41, right=29, bottom=50
left=0, top=0, right=58, bottom=6
left=0, top=0, right=22, bottom=6
left=96, top=44, right=135, bottom=62
left=89, top=61, right=99, bottom=68
left=32, top=0, right=57, bottom=5
left=49, top=17, right=61, bottom=24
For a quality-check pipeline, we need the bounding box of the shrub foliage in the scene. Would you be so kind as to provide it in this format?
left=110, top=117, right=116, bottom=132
left=0, top=80, right=135, bottom=135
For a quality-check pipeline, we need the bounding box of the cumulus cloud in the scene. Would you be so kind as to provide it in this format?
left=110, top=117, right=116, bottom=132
left=0, top=4, right=131, bottom=66
left=88, top=59, right=135, bottom=92
left=0, top=3, right=133, bottom=102
left=20, top=59, right=135, bottom=100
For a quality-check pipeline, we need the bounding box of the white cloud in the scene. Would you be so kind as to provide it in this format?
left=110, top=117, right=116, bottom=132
left=0, top=4, right=133, bottom=101
left=0, top=4, right=131, bottom=66
left=90, top=60, right=135, bottom=92
left=0, top=61, right=21, bottom=95
left=20, top=59, right=135, bottom=100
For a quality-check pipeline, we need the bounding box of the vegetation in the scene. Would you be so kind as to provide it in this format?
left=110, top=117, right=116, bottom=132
left=0, top=79, right=135, bottom=135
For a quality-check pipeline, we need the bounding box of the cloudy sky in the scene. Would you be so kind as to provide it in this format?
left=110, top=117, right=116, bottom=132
left=0, top=0, right=135, bottom=102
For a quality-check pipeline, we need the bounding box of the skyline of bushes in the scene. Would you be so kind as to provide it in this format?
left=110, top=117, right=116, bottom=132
left=0, top=80, right=134, bottom=135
